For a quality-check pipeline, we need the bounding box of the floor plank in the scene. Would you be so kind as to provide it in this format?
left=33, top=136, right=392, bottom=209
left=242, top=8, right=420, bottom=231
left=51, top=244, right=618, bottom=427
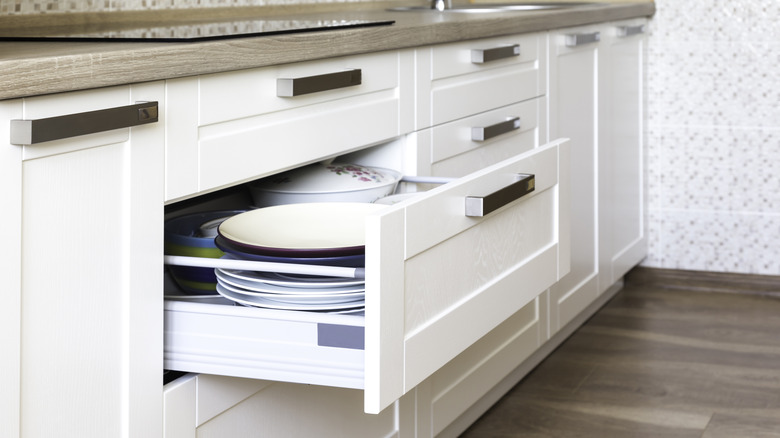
left=460, top=272, right=780, bottom=437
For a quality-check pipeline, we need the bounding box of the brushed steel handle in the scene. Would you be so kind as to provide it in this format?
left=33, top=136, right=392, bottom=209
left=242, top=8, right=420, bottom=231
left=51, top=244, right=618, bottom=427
left=565, top=31, right=601, bottom=47
left=471, top=44, right=520, bottom=64
left=617, top=24, right=646, bottom=37
left=472, top=116, right=521, bottom=142
left=277, top=69, right=362, bottom=97
left=465, top=173, right=535, bottom=217
left=10, top=101, right=158, bottom=145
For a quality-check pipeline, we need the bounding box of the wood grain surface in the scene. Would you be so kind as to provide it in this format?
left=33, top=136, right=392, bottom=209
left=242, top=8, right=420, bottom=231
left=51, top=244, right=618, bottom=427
left=0, top=2, right=655, bottom=100
left=460, top=268, right=780, bottom=437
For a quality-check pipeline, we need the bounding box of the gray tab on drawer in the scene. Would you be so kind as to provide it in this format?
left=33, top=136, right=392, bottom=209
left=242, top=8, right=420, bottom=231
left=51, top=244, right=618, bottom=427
left=317, top=323, right=365, bottom=350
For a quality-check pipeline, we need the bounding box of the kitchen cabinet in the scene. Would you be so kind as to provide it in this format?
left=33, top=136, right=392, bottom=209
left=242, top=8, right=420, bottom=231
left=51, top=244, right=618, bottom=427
left=2, top=15, right=646, bottom=438
left=1, top=84, right=166, bottom=437
left=548, top=19, right=648, bottom=333
left=598, top=18, right=648, bottom=292
left=548, top=23, right=602, bottom=334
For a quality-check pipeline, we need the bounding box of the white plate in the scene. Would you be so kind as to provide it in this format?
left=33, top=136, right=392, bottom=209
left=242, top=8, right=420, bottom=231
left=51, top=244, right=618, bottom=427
left=217, top=279, right=364, bottom=305
left=217, top=284, right=365, bottom=311
left=215, top=270, right=364, bottom=295
left=217, top=267, right=364, bottom=289
left=217, top=202, right=387, bottom=256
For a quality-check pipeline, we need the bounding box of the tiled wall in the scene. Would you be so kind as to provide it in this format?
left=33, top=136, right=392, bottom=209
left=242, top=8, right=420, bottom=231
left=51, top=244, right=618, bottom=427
left=644, top=0, right=780, bottom=274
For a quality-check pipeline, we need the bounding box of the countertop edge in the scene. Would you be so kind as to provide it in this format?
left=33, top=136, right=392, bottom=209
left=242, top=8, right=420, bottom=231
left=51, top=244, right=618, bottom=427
left=0, top=3, right=655, bottom=100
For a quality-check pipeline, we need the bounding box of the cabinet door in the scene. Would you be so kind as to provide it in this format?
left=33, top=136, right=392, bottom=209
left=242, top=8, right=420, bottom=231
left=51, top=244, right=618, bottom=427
left=6, top=84, right=165, bottom=438
left=599, top=20, right=648, bottom=291
left=366, top=138, right=568, bottom=413
left=548, top=25, right=601, bottom=334
left=0, top=99, right=22, bottom=438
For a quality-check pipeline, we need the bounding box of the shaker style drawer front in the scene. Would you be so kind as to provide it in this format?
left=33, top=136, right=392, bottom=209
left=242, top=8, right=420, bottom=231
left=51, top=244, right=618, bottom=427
left=419, top=33, right=543, bottom=127
left=165, top=50, right=411, bottom=200
left=196, top=90, right=402, bottom=192
left=430, top=33, right=539, bottom=80
left=164, top=139, right=569, bottom=415
left=198, top=51, right=401, bottom=126
left=428, top=98, right=540, bottom=177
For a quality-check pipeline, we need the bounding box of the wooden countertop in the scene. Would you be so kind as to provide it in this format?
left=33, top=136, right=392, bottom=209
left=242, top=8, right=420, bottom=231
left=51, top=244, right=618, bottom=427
left=0, top=2, right=654, bottom=100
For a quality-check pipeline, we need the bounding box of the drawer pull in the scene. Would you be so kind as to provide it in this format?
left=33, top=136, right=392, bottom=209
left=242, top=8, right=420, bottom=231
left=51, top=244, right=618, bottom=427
left=277, top=69, right=362, bottom=97
left=471, top=44, right=520, bottom=63
left=465, top=173, right=535, bottom=217
left=472, top=116, right=521, bottom=141
left=617, top=24, right=646, bottom=37
left=564, top=31, right=601, bottom=47
left=10, top=101, right=158, bottom=145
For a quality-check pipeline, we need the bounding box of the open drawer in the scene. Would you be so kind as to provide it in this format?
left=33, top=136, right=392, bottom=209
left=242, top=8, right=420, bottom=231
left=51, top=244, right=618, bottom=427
left=164, top=138, right=570, bottom=414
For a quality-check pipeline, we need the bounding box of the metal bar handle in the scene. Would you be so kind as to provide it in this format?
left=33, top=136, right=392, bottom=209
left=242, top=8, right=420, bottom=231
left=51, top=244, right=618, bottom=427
left=471, top=44, right=520, bottom=64
left=617, top=24, right=646, bottom=38
left=277, top=69, right=362, bottom=97
left=465, top=173, right=535, bottom=217
left=472, top=116, right=521, bottom=142
left=565, top=31, right=601, bottom=47
left=10, top=101, right=158, bottom=145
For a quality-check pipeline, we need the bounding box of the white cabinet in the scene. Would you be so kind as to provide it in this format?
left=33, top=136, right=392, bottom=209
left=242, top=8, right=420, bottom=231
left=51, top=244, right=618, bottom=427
left=2, top=17, right=645, bottom=438
left=1, top=84, right=166, bottom=438
left=548, top=24, right=602, bottom=334
left=599, top=19, right=648, bottom=292
left=548, top=19, right=648, bottom=332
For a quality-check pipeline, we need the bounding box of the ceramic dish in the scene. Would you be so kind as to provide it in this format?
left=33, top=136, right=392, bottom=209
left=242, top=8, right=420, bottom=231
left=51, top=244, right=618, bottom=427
left=217, top=284, right=365, bottom=311
left=217, top=266, right=364, bottom=289
left=164, top=209, right=245, bottom=294
left=215, top=269, right=365, bottom=295
left=215, top=235, right=365, bottom=267
left=217, top=202, right=386, bottom=257
left=216, top=275, right=364, bottom=305
left=248, top=162, right=402, bottom=207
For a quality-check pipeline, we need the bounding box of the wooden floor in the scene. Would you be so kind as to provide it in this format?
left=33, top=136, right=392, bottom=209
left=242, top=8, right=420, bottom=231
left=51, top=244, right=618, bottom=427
left=460, top=269, right=780, bottom=437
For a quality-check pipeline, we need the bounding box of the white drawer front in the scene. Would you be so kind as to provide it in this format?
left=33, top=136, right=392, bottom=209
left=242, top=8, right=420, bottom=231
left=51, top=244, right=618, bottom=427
left=429, top=98, right=541, bottom=177
left=199, top=51, right=401, bottom=126
left=165, top=51, right=410, bottom=200
left=419, top=33, right=543, bottom=127
left=365, top=138, right=569, bottom=412
left=431, top=33, right=540, bottom=80
left=197, top=90, right=402, bottom=192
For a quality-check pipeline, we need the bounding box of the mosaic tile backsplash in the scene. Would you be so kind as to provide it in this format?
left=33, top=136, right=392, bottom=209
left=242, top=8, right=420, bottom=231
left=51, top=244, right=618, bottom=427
left=645, top=0, right=780, bottom=274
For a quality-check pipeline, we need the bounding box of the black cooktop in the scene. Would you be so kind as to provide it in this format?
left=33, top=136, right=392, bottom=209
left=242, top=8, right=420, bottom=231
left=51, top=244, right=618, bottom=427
left=0, top=18, right=395, bottom=42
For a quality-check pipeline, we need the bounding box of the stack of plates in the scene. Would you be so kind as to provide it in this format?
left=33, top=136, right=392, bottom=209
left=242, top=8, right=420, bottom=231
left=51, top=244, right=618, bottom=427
left=212, top=202, right=386, bottom=313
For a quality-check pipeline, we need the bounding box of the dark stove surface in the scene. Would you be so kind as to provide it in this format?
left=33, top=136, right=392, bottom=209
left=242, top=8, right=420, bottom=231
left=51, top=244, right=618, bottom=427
left=0, top=18, right=395, bottom=42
